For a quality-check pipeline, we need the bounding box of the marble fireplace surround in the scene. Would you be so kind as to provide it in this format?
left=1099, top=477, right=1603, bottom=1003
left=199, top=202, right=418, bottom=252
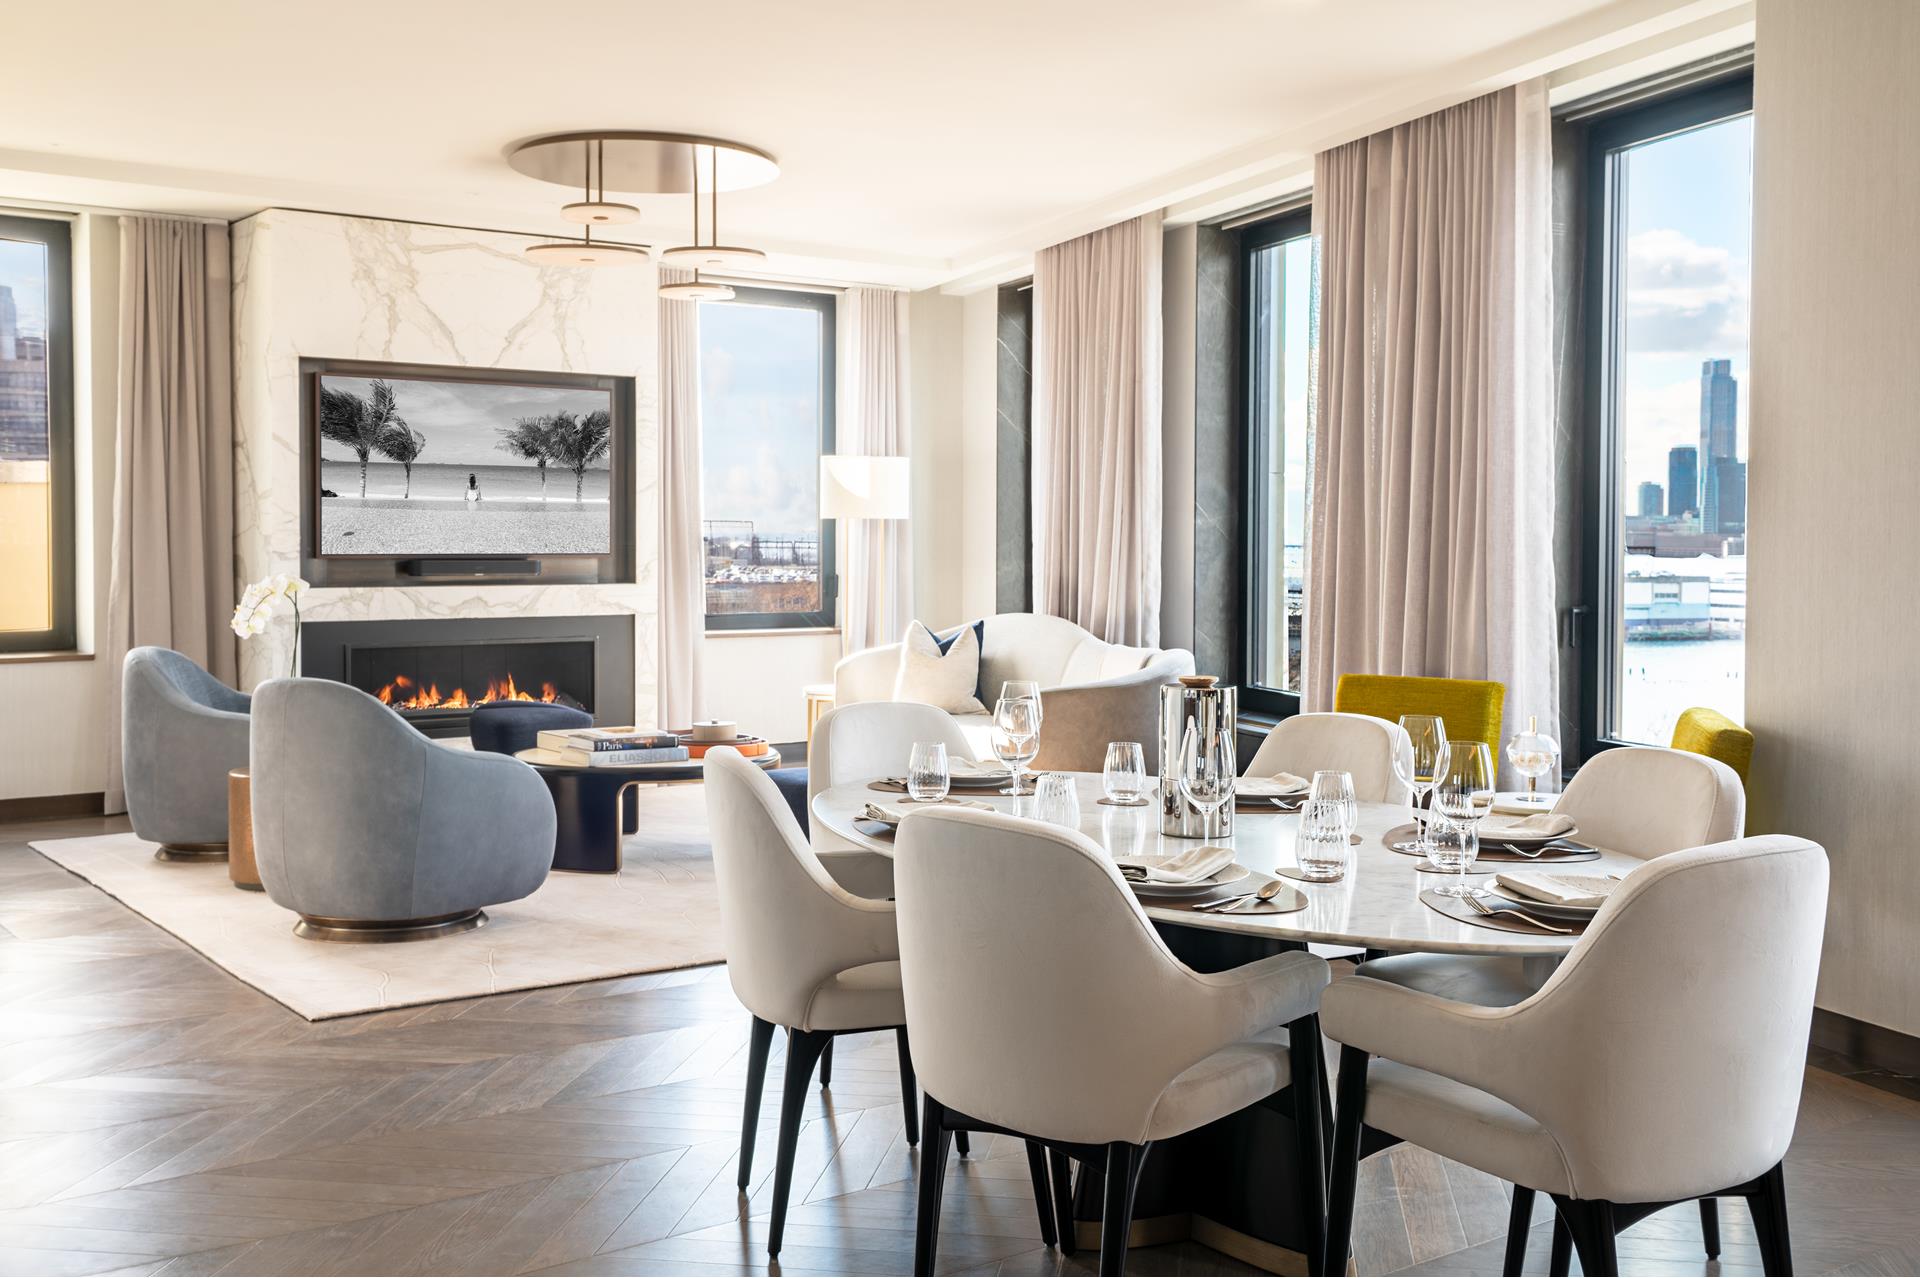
left=233, top=209, right=658, bottom=711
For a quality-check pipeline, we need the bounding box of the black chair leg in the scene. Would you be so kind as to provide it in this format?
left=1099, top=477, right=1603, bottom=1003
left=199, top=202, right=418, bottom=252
left=1324, top=1045, right=1370, bottom=1277
left=1553, top=1197, right=1618, bottom=1278
left=955, top=1128, right=971, bottom=1158
left=820, top=1037, right=834, bottom=1087
left=913, top=1094, right=953, bottom=1277
left=1024, top=1141, right=1057, bottom=1247
left=1048, top=1149, right=1078, bottom=1256
left=1700, top=1196, right=1721, bottom=1258
left=1745, top=1162, right=1793, bottom=1276
left=1503, top=1186, right=1535, bottom=1276
left=894, top=1026, right=919, bottom=1146
left=766, top=1028, right=832, bottom=1256
left=1288, top=1016, right=1328, bottom=1275
left=1098, top=1140, right=1149, bottom=1276
left=1548, top=1214, right=1571, bottom=1276
left=737, top=1016, right=776, bottom=1190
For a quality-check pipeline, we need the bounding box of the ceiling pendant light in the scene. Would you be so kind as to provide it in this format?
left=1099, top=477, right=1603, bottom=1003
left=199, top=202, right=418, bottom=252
left=526, top=140, right=648, bottom=267
left=658, top=146, right=739, bottom=300
left=659, top=143, right=764, bottom=295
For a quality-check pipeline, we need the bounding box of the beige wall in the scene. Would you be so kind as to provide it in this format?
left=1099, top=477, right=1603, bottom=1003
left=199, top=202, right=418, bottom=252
left=956, top=288, right=1000, bottom=622
left=1748, top=0, right=1920, bottom=1035
left=908, top=288, right=967, bottom=630
left=0, top=212, right=117, bottom=802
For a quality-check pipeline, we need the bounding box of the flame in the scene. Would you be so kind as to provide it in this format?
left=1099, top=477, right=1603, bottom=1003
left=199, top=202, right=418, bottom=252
left=375, top=670, right=562, bottom=711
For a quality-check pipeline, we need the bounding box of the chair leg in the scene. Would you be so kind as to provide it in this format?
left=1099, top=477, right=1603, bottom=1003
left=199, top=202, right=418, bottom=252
left=1048, top=1149, right=1078, bottom=1256
left=767, top=1028, right=832, bottom=1257
left=1700, top=1195, right=1721, bottom=1258
left=1503, top=1186, right=1534, bottom=1277
left=737, top=1016, right=776, bottom=1190
left=1024, top=1141, right=1057, bottom=1247
left=1098, top=1140, right=1149, bottom=1276
left=1744, top=1162, right=1794, bottom=1276
left=955, top=1128, right=971, bottom=1158
left=1325, top=1045, right=1370, bottom=1277
left=820, top=1037, right=834, bottom=1087
left=913, top=1094, right=953, bottom=1277
left=1548, top=1212, right=1571, bottom=1275
left=1552, top=1197, right=1617, bottom=1278
left=895, top=1026, right=920, bottom=1146
left=1288, top=1015, right=1328, bottom=1275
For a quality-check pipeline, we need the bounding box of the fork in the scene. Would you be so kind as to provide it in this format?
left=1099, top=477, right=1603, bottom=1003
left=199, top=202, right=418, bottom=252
left=1465, top=894, right=1573, bottom=933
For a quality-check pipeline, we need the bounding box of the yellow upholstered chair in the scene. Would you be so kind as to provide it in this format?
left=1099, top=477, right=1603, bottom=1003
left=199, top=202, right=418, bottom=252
left=1333, top=674, right=1506, bottom=752
left=1672, top=706, right=1754, bottom=783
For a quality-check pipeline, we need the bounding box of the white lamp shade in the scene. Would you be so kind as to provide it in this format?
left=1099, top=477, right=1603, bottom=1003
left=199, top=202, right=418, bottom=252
left=819, top=455, right=910, bottom=520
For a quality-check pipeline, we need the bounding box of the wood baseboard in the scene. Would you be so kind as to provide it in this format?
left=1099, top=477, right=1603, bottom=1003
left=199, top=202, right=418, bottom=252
left=1813, top=1007, right=1920, bottom=1078
left=0, top=792, right=107, bottom=823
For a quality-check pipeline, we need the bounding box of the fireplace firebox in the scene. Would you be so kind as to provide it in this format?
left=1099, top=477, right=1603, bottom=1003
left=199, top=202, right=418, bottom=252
left=301, top=616, right=636, bottom=739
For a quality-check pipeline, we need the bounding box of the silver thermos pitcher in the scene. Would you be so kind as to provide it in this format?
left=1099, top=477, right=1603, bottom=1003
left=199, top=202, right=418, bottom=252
left=1159, top=675, right=1237, bottom=838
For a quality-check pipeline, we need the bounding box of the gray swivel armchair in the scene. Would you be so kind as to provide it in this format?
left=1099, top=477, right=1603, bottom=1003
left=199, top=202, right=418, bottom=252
left=249, top=677, right=557, bottom=942
left=122, top=647, right=252, bottom=861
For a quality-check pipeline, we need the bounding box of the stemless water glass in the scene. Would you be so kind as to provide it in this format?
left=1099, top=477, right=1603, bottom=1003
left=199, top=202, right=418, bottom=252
left=907, top=741, right=950, bottom=803
left=992, top=696, right=1041, bottom=796
left=1034, top=772, right=1081, bottom=829
left=1178, top=720, right=1236, bottom=847
left=1296, top=800, right=1351, bottom=881
left=1432, top=741, right=1495, bottom=897
left=1102, top=741, right=1148, bottom=804
left=1505, top=714, right=1561, bottom=810
left=1393, top=715, right=1449, bottom=855
left=1308, top=770, right=1358, bottom=838
left=1425, top=814, right=1477, bottom=891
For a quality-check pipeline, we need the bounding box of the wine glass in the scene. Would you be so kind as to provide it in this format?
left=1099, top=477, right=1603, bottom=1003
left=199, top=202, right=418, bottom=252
left=1393, top=715, right=1448, bottom=856
left=1308, top=770, right=1358, bottom=839
left=1103, top=741, right=1147, bottom=804
left=1178, top=720, right=1236, bottom=848
left=1505, top=715, right=1560, bottom=810
left=1432, top=741, right=1495, bottom=897
left=992, top=696, right=1040, bottom=796
left=907, top=742, right=950, bottom=803
left=1002, top=680, right=1044, bottom=727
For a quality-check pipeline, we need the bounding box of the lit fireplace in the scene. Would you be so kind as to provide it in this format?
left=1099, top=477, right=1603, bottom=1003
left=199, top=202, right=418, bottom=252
left=376, top=672, right=567, bottom=711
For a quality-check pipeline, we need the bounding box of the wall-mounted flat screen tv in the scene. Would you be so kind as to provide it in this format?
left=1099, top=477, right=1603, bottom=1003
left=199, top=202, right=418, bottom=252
left=313, top=370, right=615, bottom=559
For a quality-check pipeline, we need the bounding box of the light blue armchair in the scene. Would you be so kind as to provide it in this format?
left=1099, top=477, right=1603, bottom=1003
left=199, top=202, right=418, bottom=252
left=249, top=677, right=557, bottom=942
left=122, top=647, right=251, bottom=861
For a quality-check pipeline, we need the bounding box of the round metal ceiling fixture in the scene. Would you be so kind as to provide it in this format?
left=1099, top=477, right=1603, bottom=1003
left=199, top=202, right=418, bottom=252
left=524, top=240, right=649, bottom=267
left=508, top=131, right=779, bottom=195
left=561, top=200, right=640, bottom=226
left=658, top=244, right=767, bottom=271
left=657, top=279, right=737, bottom=301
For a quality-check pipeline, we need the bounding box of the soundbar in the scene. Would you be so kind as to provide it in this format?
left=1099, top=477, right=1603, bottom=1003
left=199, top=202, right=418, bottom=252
left=398, top=558, right=544, bottom=578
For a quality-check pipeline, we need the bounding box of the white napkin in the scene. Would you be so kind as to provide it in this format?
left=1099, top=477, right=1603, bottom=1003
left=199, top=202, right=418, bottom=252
left=1238, top=772, right=1310, bottom=798
left=861, top=798, right=993, bottom=824
left=1477, top=812, right=1578, bottom=841
left=1118, top=844, right=1235, bottom=885
left=1493, top=871, right=1618, bottom=909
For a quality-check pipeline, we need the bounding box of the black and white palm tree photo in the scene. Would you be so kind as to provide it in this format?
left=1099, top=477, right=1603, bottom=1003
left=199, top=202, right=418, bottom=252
left=315, top=372, right=614, bottom=557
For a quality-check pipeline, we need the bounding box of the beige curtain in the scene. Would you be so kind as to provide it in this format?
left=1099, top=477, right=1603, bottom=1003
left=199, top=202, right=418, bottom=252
left=840, top=287, right=911, bottom=654
left=656, top=266, right=705, bottom=729
left=1031, top=211, right=1163, bottom=646
left=104, top=217, right=236, bottom=812
left=1304, top=80, right=1558, bottom=774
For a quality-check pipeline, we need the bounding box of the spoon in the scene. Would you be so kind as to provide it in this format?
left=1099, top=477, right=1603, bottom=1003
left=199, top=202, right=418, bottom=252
left=1197, top=879, right=1289, bottom=912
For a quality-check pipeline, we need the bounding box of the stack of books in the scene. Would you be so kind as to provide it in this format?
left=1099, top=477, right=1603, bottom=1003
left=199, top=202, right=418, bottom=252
left=534, top=727, right=690, bottom=767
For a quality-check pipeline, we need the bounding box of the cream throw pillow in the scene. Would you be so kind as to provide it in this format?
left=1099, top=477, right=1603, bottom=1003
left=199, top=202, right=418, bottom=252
left=892, top=620, right=986, bottom=714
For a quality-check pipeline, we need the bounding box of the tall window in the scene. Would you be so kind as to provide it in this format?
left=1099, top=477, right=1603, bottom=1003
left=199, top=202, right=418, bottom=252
left=698, top=285, right=836, bottom=630
left=1583, top=76, right=1752, bottom=749
left=1243, top=210, right=1315, bottom=715
left=0, top=214, right=74, bottom=653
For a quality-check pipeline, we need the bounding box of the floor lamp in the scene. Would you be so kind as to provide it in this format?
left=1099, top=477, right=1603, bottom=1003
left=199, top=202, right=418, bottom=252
left=820, top=454, right=910, bottom=654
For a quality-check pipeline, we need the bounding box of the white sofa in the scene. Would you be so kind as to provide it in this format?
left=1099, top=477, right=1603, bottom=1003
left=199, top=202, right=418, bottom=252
left=832, top=613, right=1195, bottom=771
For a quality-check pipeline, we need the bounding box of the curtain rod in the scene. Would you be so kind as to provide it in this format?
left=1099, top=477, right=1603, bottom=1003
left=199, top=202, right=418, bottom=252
left=1555, top=45, right=1754, bottom=121
left=1217, top=191, right=1313, bottom=231
left=0, top=197, right=226, bottom=226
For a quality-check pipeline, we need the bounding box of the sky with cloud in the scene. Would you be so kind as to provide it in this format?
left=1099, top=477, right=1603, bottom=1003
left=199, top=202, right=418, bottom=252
left=699, top=300, right=824, bottom=540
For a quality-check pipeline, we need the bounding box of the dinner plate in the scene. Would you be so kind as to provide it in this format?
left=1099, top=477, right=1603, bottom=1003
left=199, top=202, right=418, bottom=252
left=1413, top=809, right=1581, bottom=847
left=1236, top=777, right=1308, bottom=799
left=1487, top=884, right=1602, bottom=920
left=945, top=768, right=1014, bottom=789
left=1123, top=863, right=1251, bottom=898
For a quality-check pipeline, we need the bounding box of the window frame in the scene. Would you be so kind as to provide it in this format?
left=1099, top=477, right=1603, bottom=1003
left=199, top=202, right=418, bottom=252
left=1239, top=207, right=1314, bottom=720
left=1576, top=72, right=1754, bottom=757
left=0, top=213, right=76, bottom=654
left=698, top=283, right=838, bottom=633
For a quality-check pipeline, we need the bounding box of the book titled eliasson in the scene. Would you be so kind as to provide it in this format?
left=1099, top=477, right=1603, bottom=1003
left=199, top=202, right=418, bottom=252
left=535, top=727, right=689, bottom=766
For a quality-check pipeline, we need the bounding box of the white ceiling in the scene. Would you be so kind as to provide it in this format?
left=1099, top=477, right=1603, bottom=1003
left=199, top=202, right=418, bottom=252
left=0, top=0, right=1748, bottom=289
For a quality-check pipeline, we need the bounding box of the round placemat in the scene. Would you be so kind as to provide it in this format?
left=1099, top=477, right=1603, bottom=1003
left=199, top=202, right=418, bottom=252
left=1420, top=889, right=1586, bottom=936
left=1382, top=823, right=1600, bottom=863
left=1164, top=881, right=1309, bottom=915
left=1274, top=865, right=1344, bottom=885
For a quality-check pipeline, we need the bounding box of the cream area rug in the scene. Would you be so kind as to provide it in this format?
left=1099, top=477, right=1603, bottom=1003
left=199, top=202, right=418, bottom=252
left=29, top=786, right=723, bottom=1021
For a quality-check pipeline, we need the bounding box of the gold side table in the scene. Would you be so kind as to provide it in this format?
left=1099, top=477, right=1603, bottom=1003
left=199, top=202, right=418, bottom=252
left=803, top=682, right=835, bottom=751
left=227, top=768, right=264, bottom=892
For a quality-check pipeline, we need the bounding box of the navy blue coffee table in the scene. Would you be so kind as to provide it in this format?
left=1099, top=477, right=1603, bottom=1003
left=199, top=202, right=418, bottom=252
left=516, top=747, right=782, bottom=873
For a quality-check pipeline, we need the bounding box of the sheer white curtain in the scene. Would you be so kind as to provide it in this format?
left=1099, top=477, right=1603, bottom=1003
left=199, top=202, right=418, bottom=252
left=656, top=266, right=705, bottom=728
left=839, top=287, right=910, bottom=654
left=1304, top=80, right=1558, bottom=768
left=1031, top=211, right=1163, bottom=646
left=104, top=216, right=236, bottom=812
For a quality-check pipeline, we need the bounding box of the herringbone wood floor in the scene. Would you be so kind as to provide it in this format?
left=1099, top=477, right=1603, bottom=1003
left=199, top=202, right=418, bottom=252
left=3, top=794, right=1917, bottom=1277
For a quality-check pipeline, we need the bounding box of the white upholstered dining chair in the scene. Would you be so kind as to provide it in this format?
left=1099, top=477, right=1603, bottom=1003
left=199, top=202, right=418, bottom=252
left=1323, top=834, right=1826, bottom=1278
left=806, top=701, right=977, bottom=900
left=893, top=806, right=1332, bottom=1276
left=703, top=749, right=1052, bottom=1259
left=1244, top=711, right=1414, bottom=803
